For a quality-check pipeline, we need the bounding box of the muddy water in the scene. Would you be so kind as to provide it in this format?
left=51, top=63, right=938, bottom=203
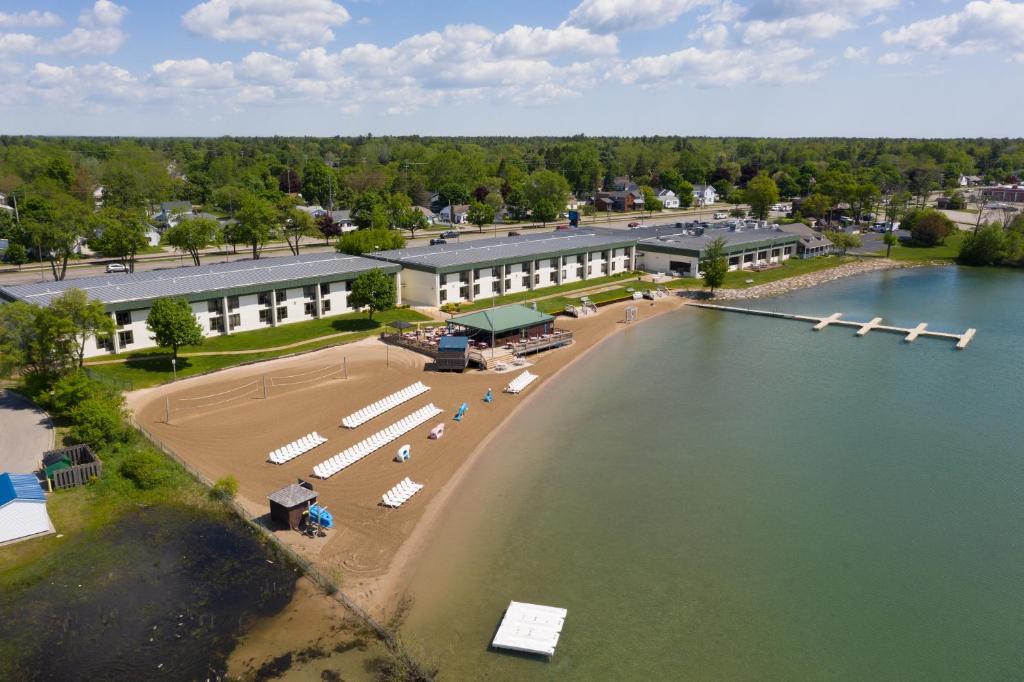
left=0, top=506, right=296, bottom=681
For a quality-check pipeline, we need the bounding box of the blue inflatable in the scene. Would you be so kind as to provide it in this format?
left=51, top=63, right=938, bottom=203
left=454, top=402, right=469, bottom=421
left=308, top=504, right=333, bottom=528
left=484, top=388, right=493, bottom=403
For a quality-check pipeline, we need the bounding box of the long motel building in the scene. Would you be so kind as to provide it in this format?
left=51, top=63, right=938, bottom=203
left=0, top=253, right=401, bottom=359
left=612, top=223, right=802, bottom=278
left=369, top=231, right=638, bottom=307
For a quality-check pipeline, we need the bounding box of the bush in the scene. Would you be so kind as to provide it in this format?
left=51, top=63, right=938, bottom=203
left=903, top=208, right=956, bottom=246
left=210, top=475, right=239, bottom=501
left=68, top=395, right=127, bottom=448
left=45, top=372, right=112, bottom=418
left=119, top=450, right=170, bottom=490
left=958, top=224, right=1009, bottom=266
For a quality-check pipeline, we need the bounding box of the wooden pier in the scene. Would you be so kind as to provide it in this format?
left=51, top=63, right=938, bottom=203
left=688, top=303, right=976, bottom=350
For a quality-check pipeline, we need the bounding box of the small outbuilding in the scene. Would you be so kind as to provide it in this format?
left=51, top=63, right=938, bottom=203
left=436, top=335, right=470, bottom=372
left=42, top=444, right=102, bottom=490
left=447, top=305, right=555, bottom=346
left=267, top=482, right=318, bottom=530
left=0, top=472, right=53, bottom=545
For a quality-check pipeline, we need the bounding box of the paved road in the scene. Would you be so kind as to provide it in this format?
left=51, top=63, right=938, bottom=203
left=0, top=208, right=714, bottom=286
left=0, top=389, right=53, bottom=474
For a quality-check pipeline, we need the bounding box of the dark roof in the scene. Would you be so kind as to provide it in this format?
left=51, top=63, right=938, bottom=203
left=0, top=252, right=399, bottom=309
left=0, top=473, right=46, bottom=507
left=369, top=230, right=634, bottom=274
left=448, top=304, right=553, bottom=334
left=598, top=224, right=799, bottom=257
left=438, top=335, right=470, bottom=351
left=268, top=484, right=318, bottom=508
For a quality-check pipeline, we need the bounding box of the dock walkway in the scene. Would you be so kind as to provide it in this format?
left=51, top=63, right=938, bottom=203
left=688, top=303, right=976, bottom=349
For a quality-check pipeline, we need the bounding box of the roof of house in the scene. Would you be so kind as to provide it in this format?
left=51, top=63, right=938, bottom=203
left=369, top=230, right=634, bottom=273
left=159, top=201, right=192, bottom=212
left=448, top=304, right=553, bottom=334
left=267, top=483, right=318, bottom=508
left=443, top=204, right=469, bottom=213
left=0, top=473, right=46, bottom=507
left=692, top=184, right=717, bottom=194
left=0, top=252, right=399, bottom=309
left=656, top=189, right=676, bottom=197
left=330, top=210, right=353, bottom=222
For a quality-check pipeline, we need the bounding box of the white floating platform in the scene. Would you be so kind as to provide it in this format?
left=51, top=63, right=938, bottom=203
left=491, top=601, right=567, bottom=657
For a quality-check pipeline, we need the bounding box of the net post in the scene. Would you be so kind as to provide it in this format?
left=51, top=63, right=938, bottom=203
left=165, top=397, right=171, bottom=424
left=344, top=357, right=348, bottom=379
left=262, top=374, right=268, bottom=399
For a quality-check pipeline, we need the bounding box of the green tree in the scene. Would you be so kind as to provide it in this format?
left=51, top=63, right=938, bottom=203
left=699, top=236, right=729, bottom=294
left=22, top=193, right=89, bottom=281
left=531, top=198, right=559, bottom=226
left=467, top=201, right=497, bottom=232
left=236, top=195, right=276, bottom=259
left=958, top=223, right=1008, bottom=266
left=336, top=228, right=405, bottom=255
left=676, top=181, right=694, bottom=209
left=0, top=301, right=37, bottom=377
left=68, top=394, right=127, bottom=448
left=282, top=208, right=317, bottom=255
left=800, top=193, right=832, bottom=220
left=823, top=230, right=861, bottom=255
left=524, top=170, right=570, bottom=222
left=883, top=231, right=899, bottom=258
left=302, top=161, right=339, bottom=208
left=906, top=209, right=954, bottom=246
left=89, top=208, right=149, bottom=273
left=351, top=190, right=387, bottom=229
left=165, top=217, right=221, bottom=266
left=4, top=241, right=28, bottom=269
left=743, top=173, right=780, bottom=220
left=146, top=297, right=203, bottom=362
left=348, top=268, right=396, bottom=321
left=212, top=185, right=248, bottom=217
left=50, top=288, right=115, bottom=369
left=640, top=186, right=663, bottom=213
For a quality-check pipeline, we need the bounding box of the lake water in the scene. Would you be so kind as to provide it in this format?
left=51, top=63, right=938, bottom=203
left=401, top=266, right=1024, bottom=681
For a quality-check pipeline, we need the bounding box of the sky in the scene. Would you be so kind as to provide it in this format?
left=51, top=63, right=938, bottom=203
left=0, top=0, right=1022, bottom=137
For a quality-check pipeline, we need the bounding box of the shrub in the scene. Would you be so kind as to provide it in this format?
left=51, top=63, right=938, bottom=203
left=210, top=475, right=239, bottom=501
left=119, top=450, right=170, bottom=490
left=45, top=371, right=111, bottom=418
left=68, top=395, right=127, bottom=448
left=958, top=223, right=1009, bottom=266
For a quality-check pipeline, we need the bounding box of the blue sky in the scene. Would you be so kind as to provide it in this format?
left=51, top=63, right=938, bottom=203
left=1, top=0, right=1022, bottom=137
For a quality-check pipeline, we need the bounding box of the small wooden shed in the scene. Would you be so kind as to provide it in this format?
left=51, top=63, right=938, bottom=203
left=42, top=444, right=101, bottom=490
left=267, top=481, right=318, bottom=530
left=436, top=335, right=469, bottom=372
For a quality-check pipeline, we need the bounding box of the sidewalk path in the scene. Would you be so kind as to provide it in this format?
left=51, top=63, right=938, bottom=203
left=0, top=389, right=54, bottom=473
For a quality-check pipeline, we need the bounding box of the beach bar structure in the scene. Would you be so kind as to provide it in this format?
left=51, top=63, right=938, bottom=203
left=268, top=481, right=318, bottom=530
left=447, top=304, right=572, bottom=357
left=0, top=253, right=401, bottom=359
left=491, top=601, right=568, bottom=657
left=369, top=231, right=637, bottom=307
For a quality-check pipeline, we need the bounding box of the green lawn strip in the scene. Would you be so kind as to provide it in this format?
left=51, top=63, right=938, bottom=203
left=718, top=255, right=857, bottom=288
left=455, top=272, right=646, bottom=312
left=881, top=232, right=964, bottom=262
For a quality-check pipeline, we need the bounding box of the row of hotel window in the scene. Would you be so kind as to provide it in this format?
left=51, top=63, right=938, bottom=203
left=101, top=282, right=349, bottom=350
left=438, top=263, right=616, bottom=302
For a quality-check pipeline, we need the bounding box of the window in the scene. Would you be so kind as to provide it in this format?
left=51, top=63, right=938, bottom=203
left=771, top=248, right=780, bottom=257
left=320, top=282, right=330, bottom=296
left=117, top=330, right=134, bottom=347
left=473, top=283, right=480, bottom=296
left=534, top=273, right=540, bottom=285
left=522, top=275, right=530, bottom=287
left=345, top=280, right=352, bottom=292
left=227, top=296, right=239, bottom=311
left=670, top=260, right=692, bottom=274
left=229, top=313, right=240, bottom=330
left=784, top=246, right=793, bottom=255
left=209, top=317, right=224, bottom=333
left=259, top=309, right=271, bottom=324
left=207, top=299, right=223, bottom=314
left=505, top=279, right=512, bottom=290
left=321, top=299, right=332, bottom=313
left=492, top=281, right=500, bottom=293
left=304, top=302, right=316, bottom=316
left=277, top=306, right=288, bottom=320
left=115, top=310, right=131, bottom=327
left=95, top=336, right=112, bottom=351
left=303, top=285, right=316, bottom=299
left=743, top=254, right=754, bottom=263
left=440, top=289, right=448, bottom=302
left=549, top=272, right=556, bottom=283
left=729, top=256, right=740, bottom=266
left=276, top=290, right=287, bottom=303
left=258, top=292, right=270, bottom=307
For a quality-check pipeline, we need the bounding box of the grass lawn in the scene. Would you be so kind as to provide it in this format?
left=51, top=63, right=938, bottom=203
left=881, top=232, right=964, bottom=262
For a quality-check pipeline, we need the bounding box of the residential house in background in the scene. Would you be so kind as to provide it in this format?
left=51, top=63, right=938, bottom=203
left=566, top=195, right=581, bottom=211
left=656, top=189, right=680, bottom=209
left=595, top=189, right=644, bottom=212
left=153, top=200, right=194, bottom=227
left=959, top=175, right=983, bottom=187
left=412, top=206, right=436, bottom=224
left=329, top=210, right=358, bottom=232
left=610, top=176, right=639, bottom=192
left=692, top=184, right=719, bottom=206
left=93, top=186, right=105, bottom=208
left=439, top=204, right=469, bottom=224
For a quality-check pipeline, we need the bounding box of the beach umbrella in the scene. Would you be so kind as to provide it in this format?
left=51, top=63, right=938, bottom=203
left=389, top=320, right=415, bottom=331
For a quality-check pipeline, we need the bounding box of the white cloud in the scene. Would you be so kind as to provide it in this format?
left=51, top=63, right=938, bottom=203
left=0, top=33, right=41, bottom=54
left=48, top=27, right=125, bottom=56
left=564, top=0, right=713, bottom=33
left=80, top=1, right=127, bottom=28
left=690, top=22, right=729, bottom=48
left=22, top=61, right=140, bottom=107
left=151, top=58, right=235, bottom=89
left=0, top=10, right=62, bottom=29
left=747, top=0, right=898, bottom=17
left=492, top=25, right=617, bottom=57
left=182, top=0, right=351, bottom=50
left=843, top=46, right=870, bottom=60
left=741, top=12, right=854, bottom=43
left=237, top=51, right=296, bottom=83
left=877, top=51, right=912, bottom=65
left=623, top=44, right=819, bottom=87
left=883, top=0, right=1024, bottom=55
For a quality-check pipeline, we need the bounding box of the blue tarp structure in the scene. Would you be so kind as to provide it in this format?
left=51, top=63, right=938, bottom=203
left=438, top=335, right=469, bottom=352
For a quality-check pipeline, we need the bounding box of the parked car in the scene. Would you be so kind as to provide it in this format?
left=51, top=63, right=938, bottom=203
left=105, top=263, right=127, bottom=273
left=713, top=211, right=728, bottom=219
left=429, top=238, right=447, bottom=246
left=627, top=221, right=640, bottom=227
left=507, top=231, right=521, bottom=237
left=440, top=230, right=459, bottom=239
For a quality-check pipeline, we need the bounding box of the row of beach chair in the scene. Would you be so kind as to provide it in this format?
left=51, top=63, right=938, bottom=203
left=381, top=478, right=424, bottom=508
left=505, top=371, right=539, bottom=395
left=341, top=382, right=431, bottom=428
left=313, top=403, right=444, bottom=479
left=268, top=432, right=327, bottom=464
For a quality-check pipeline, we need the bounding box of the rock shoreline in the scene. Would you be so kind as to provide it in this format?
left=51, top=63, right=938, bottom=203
left=712, top=258, right=924, bottom=301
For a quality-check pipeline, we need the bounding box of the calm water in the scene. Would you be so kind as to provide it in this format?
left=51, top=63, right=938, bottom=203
left=401, top=266, right=1024, bottom=681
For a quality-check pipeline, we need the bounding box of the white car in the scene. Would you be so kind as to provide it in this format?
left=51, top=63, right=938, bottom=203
left=105, top=262, right=127, bottom=273
left=713, top=211, right=728, bottom=220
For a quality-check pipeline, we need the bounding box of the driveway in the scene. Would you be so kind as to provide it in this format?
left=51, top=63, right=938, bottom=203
left=0, top=389, right=54, bottom=474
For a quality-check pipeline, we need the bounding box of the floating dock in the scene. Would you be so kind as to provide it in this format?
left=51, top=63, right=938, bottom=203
left=688, top=304, right=976, bottom=350
left=491, top=601, right=567, bottom=657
